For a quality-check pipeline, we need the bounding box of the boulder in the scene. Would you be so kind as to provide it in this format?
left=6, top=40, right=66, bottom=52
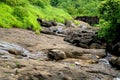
left=41, top=20, right=53, bottom=27
left=7, top=48, right=24, bottom=56
left=41, top=26, right=66, bottom=37
left=106, top=42, right=120, bottom=68
left=47, top=49, right=66, bottom=60
left=37, top=18, right=57, bottom=27
left=109, top=56, right=120, bottom=69
left=64, top=28, right=106, bottom=49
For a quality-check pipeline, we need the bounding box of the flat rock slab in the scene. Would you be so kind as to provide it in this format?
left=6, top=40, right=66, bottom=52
left=0, top=28, right=119, bottom=80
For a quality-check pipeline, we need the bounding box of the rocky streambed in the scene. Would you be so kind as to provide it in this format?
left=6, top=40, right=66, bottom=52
left=0, top=21, right=120, bottom=80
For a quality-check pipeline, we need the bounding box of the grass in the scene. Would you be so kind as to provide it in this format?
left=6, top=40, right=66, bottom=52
left=0, top=0, right=72, bottom=33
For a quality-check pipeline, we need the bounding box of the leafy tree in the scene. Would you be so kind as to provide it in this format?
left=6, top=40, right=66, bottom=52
left=98, top=0, right=120, bottom=42
left=50, top=0, right=101, bottom=17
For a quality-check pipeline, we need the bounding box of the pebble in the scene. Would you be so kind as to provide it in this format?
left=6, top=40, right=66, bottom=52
left=74, top=62, right=80, bottom=66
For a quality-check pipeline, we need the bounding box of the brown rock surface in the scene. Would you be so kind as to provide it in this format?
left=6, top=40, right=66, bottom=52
left=0, top=28, right=119, bottom=80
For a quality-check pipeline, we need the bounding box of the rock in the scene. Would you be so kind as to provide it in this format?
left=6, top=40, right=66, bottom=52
left=106, top=42, right=120, bottom=68
left=50, top=20, right=57, bottom=26
left=0, top=41, right=31, bottom=58
left=47, top=49, right=66, bottom=60
left=90, top=43, right=101, bottom=49
left=74, top=62, right=80, bottom=66
left=75, top=16, right=99, bottom=25
left=41, top=26, right=66, bottom=37
left=41, top=20, right=53, bottom=27
left=109, top=56, right=120, bottom=69
left=40, top=27, right=54, bottom=34
left=7, top=48, right=23, bottom=55
left=57, top=22, right=65, bottom=27
left=113, top=78, right=120, bottom=80
left=98, top=59, right=110, bottom=65
left=37, top=18, right=52, bottom=27
left=37, top=18, right=57, bottom=27
left=62, top=76, right=72, bottom=80
left=64, top=28, right=106, bottom=49
left=65, top=20, right=76, bottom=28
left=0, top=28, right=119, bottom=80
left=37, top=18, right=42, bottom=23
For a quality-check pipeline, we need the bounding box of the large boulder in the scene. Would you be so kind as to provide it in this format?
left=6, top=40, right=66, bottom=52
left=109, top=56, right=120, bottom=69
left=64, top=28, right=106, bottom=49
left=106, top=42, right=120, bottom=68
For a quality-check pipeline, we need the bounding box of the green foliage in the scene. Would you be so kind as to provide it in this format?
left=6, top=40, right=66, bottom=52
left=0, top=0, right=72, bottom=33
left=28, top=0, right=50, bottom=7
left=0, top=0, right=27, bottom=6
left=50, top=0, right=101, bottom=17
left=0, top=3, right=21, bottom=28
left=74, top=20, right=80, bottom=25
left=41, top=6, right=72, bottom=22
left=98, top=0, right=120, bottom=42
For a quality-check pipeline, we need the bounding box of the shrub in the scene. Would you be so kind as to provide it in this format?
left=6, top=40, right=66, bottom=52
left=0, top=0, right=27, bottom=6
left=98, top=0, right=120, bottom=42
left=0, top=3, right=21, bottom=28
left=28, top=0, right=50, bottom=7
left=0, top=0, right=73, bottom=33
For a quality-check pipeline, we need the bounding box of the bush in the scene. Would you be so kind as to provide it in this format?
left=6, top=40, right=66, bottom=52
left=98, top=0, right=120, bottom=42
left=50, top=0, right=101, bottom=17
left=0, top=3, right=21, bottom=28
left=0, top=0, right=73, bottom=33
left=0, top=0, right=27, bottom=6
left=28, top=0, right=49, bottom=7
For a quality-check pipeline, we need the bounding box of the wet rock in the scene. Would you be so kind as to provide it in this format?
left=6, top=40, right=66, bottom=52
left=98, top=59, right=110, bottom=65
left=0, top=28, right=119, bottom=80
left=0, top=41, right=31, bottom=58
left=41, top=26, right=66, bottom=37
left=27, top=51, right=47, bottom=60
left=106, top=42, right=120, bottom=68
left=113, top=78, right=120, bottom=80
left=109, top=56, right=120, bottom=69
left=47, top=49, right=66, bottom=60
left=0, top=49, right=9, bottom=55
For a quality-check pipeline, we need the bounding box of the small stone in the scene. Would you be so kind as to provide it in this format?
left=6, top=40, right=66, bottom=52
left=74, top=62, right=80, bottom=66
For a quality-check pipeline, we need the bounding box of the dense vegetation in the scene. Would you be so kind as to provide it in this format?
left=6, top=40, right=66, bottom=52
left=50, top=0, right=101, bottom=17
left=0, top=0, right=72, bottom=33
left=98, top=0, right=120, bottom=42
